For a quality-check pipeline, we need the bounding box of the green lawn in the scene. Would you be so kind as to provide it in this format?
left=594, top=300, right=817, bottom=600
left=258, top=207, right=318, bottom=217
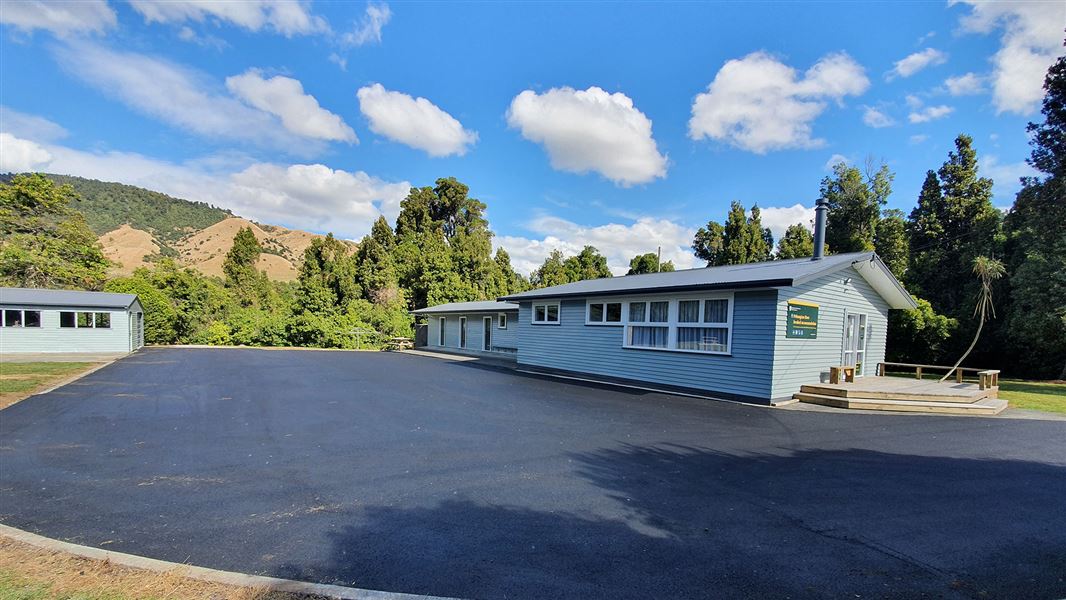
left=0, top=363, right=95, bottom=409
left=998, top=379, right=1066, bottom=414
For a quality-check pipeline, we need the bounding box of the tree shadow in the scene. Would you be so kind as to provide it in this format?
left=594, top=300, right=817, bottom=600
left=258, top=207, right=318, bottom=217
left=277, top=446, right=1066, bottom=600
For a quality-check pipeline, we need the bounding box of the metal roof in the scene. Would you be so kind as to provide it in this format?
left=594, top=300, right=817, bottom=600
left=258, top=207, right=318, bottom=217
left=411, top=300, right=519, bottom=314
left=499, top=252, right=917, bottom=310
left=0, top=287, right=139, bottom=309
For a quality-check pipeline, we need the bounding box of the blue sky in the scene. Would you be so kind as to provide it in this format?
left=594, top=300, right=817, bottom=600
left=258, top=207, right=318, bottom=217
left=1, top=1, right=1063, bottom=274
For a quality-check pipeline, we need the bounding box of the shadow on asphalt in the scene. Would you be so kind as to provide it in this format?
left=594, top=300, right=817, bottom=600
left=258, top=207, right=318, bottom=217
left=276, top=446, right=1066, bottom=600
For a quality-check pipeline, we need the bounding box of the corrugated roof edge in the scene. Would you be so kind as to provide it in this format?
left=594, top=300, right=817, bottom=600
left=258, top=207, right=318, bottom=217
left=0, top=287, right=138, bottom=309
left=411, top=301, right=519, bottom=314
left=498, top=252, right=918, bottom=310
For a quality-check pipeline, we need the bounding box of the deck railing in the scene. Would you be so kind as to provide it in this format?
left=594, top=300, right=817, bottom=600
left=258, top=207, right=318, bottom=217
left=876, top=362, right=1000, bottom=390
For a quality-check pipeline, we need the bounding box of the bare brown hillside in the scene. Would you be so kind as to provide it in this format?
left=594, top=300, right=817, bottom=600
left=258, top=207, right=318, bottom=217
left=98, top=217, right=353, bottom=281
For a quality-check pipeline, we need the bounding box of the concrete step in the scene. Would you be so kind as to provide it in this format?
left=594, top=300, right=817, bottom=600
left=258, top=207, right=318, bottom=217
left=798, top=384, right=995, bottom=403
left=793, top=392, right=1008, bottom=415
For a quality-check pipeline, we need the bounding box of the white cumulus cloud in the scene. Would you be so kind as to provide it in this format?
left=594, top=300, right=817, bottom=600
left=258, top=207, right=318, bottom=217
left=128, top=0, right=328, bottom=36
left=4, top=111, right=410, bottom=239
left=908, top=104, right=954, bottom=124
left=944, top=72, right=987, bottom=96
left=497, top=215, right=698, bottom=276
left=226, top=70, right=357, bottom=143
left=956, top=0, right=1066, bottom=115
left=507, top=86, right=667, bottom=186
left=688, top=51, right=870, bottom=154
left=862, top=106, right=895, bottom=128
left=357, top=83, right=477, bottom=157
left=824, top=154, right=850, bottom=171
left=758, top=204, right=816, bottom=240
left=0, top=132, right=54, bottom=172
left=887, top=48, right=948, bottom=79
left=0, top=0, right=116, bottom=36
left=227, top=163, right=410, bottom=237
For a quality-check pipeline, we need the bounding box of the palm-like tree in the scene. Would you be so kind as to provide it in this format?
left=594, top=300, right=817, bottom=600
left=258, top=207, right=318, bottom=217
left=940, top=256, right=1006, bottom=383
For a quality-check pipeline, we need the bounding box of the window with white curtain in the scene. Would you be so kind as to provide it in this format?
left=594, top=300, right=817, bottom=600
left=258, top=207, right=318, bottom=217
left=626, top=300, right=669, bottom=348
left=621, top=295, right=732, bottom=354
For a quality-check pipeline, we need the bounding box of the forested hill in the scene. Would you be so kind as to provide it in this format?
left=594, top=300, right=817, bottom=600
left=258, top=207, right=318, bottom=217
left=43, top=174, right=232, bottom=243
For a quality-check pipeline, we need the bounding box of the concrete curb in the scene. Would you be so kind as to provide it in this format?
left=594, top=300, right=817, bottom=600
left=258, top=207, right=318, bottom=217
left=0, top=524, right=460, bottom=600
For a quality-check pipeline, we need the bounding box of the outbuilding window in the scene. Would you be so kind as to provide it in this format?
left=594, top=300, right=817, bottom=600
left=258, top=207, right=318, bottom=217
left=497, top=313, right=507, bottom=329
left=1, top=309, right=41, bottom=328
left=60, top=311, right=112, bottom=329
left=532, top=302, right=560, bottom=325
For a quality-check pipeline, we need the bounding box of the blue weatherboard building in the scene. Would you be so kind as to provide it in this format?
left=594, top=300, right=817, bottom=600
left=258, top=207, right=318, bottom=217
left=415, top=251, right=916, bottom=405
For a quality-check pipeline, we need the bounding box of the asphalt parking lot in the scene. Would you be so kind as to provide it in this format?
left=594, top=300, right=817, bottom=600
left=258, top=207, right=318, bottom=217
left=1, top=347, right=1064, bottom=599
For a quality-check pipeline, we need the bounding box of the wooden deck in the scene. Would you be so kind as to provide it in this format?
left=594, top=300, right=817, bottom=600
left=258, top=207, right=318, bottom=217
left=794, top=375, right=1007, bottom=415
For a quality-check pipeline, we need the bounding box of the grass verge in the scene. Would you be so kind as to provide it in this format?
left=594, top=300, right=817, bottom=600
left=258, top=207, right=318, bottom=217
left=0, top=363, right=97, bottom=410
left=0, top=536, right=326, bottom=600
left=998, top=379, right=1066, bottom=414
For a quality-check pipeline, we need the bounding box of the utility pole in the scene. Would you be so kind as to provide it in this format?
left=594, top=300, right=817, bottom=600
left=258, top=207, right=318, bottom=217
left=657, top=246, right=662, bottom=272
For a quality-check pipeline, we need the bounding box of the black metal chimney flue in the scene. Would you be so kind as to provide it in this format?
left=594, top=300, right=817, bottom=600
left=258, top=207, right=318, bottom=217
left=812, top=198, right=828, bottom=260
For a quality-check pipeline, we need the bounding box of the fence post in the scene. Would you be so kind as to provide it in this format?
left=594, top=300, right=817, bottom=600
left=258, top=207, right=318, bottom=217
left=916, top=366, right=922, bottom=380
left=956, top=368, right=963, bottom=383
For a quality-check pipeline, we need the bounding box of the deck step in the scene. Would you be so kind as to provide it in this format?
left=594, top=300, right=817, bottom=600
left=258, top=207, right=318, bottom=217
left=793, top=392, right=1008, bottom=415
left=799, top=384, right=995, bottom=403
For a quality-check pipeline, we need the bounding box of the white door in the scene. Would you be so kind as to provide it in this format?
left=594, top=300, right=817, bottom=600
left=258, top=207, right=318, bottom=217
left=483, top=317, right=492, bottom=351
left=842, top=312, right=868, bottom=376
left=438, top=317, right=446, bottom=346
left=459, top=317, right=467, bottom=348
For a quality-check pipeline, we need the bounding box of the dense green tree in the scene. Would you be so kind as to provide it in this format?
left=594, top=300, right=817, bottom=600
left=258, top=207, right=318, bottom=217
left=820, top=161, right=893, bottom=253
left=906, top=135, right=1001, bottom=319
left=694, top=201, right=771, bottom=266
left=627, top=252, right=676, bottom=275
left=692, top=221, right=726, bottom=265
left=393, top=177, right=505, bottom=307
left=104, top=276, right=179, bottom=344
left=0, top=174, right=109, bottom=289
left=1003, top=54, right=1066, bottom=378
left=886, top=296, right=958, bottom=364
left=775, top=223, right=815, bottom=259
left=874, top=209, right=909, bottom=280
left=530, top=249, right=570, bottom=288
left=222, top=227, right=273, bottom=308
left=494, top=248, right=529, bottom=294
left=295, top=234, right=360, bottom=315
left=564, top=246, right=612, bottom=281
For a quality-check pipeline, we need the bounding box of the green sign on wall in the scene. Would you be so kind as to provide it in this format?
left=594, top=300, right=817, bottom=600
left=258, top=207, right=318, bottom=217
left=786, top=300, right=819, bottom=339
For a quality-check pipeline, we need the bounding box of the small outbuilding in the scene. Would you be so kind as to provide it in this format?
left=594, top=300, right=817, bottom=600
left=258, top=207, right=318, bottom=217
left=0, top=287, right=144, bottom=354
left=412, top=300, right=519, bottom=358
left=497, top=251, right=917, bottom=404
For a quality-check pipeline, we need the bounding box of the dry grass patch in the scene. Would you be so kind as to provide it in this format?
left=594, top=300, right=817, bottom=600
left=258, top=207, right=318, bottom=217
left=0, top=363, right=97, bottom=410
left=0, top=536, right=328, bottom=600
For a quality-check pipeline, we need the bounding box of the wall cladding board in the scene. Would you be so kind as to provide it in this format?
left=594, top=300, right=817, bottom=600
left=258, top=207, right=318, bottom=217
left=770, top=266, right=889, bottom=399
left=517, top=291, right=777, bottom=400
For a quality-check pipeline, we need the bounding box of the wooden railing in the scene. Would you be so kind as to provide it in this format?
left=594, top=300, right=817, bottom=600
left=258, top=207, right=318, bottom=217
left=877, top=362, right=1000, bottom=390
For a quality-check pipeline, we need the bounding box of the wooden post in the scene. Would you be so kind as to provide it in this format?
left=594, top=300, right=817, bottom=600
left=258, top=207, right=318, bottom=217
left=916, top=366, right=922, bottom=380
left=956, top=368, right=963, bottom=383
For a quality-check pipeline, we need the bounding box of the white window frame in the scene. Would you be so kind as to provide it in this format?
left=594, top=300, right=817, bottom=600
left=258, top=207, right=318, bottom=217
left=585, top=301, right=623, bottom=326
left=497, top=313, right=508, bottom=329
left=59, top=310, right=112, bottom=329
left=619, top=293, right=734, bottom=355
left=1, top=309, right=42, bottom=328
left=531, top=302, right=560, bottom=325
